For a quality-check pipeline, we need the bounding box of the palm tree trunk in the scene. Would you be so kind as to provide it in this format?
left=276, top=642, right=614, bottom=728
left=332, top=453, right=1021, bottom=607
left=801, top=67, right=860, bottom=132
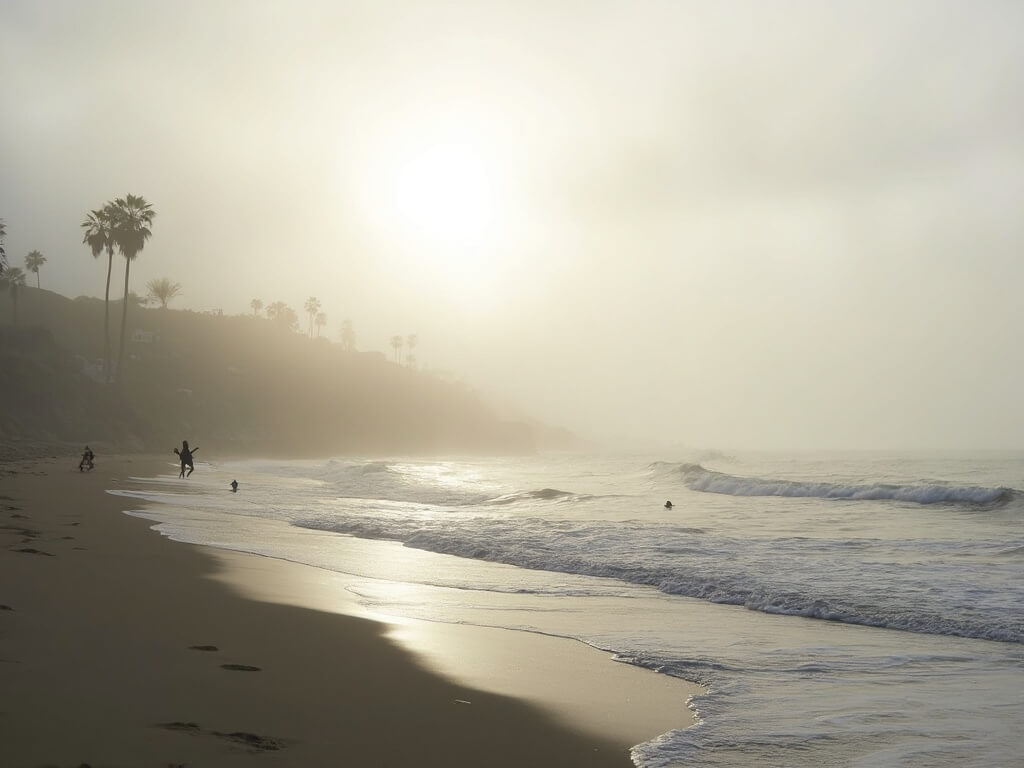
left=35, top=272, right=40, bottom=289
left=104, top=249, right=113, bottom=383
left=115, top=258, right=131, bottom=385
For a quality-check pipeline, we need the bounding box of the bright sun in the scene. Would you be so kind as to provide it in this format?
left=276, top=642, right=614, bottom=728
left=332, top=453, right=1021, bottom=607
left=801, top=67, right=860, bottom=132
left=351, top=125, right=514, bottom=303
left=392, top=142, right=495, bottom=246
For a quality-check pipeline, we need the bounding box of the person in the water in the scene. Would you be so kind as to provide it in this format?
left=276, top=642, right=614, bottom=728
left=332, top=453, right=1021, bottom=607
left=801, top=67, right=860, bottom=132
left=664, top=500, right=673, bottom=509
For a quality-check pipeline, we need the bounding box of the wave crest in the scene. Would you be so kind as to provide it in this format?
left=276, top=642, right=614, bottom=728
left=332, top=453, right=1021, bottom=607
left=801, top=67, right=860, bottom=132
left=662, top=463, right=1015, bottom=506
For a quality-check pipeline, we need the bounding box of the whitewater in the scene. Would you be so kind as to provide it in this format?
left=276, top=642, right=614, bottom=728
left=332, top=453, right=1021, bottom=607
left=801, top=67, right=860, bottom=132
left=115, top=450, right=1024, bottom=767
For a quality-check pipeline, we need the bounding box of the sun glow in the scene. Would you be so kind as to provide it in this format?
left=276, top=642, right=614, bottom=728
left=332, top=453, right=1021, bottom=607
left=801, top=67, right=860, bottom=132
left=392, top=143, right=496, bottom=246
left=349, top=117, right=520, bottom=305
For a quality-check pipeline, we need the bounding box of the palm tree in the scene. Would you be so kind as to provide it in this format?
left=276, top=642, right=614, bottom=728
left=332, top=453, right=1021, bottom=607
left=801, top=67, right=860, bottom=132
left=303, top=296, right=321, bottom=338
left=110, top=194, right=156, bottom=384
left=81, top=205, right=117, bottom=382
left=315, top=311, right=327, bottom=338
left=0, top=218, right=7, bottom=275
left=390, top=335, right=403, bottom=363
left=2, top=267, right=27, bottom=325
left=146, top=277, right=182, bottom=309
left=24, top=250, right=46, bottom=288
left=250, top=298, right=264, bottom=317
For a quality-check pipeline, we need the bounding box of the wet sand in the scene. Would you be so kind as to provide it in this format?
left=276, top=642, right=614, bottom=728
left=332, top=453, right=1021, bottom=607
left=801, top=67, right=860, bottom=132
left=0, top=454, right=697, bottom=767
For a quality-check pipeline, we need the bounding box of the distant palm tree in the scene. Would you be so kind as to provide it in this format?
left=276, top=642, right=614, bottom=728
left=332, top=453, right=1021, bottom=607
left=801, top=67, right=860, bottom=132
left=24, top=250, right=46, bottom=288
left=340, top=318, right=356, bottom=351
left=315, top=311, right=327, bottom=338
left=304, top=296, right=321, bottom=338
left=146, top=277, right=182, bottom=309
left=110, top=194, right=156, bottom=384
left=81, top=205, right=117, bottom=382
left=2, top=267, right=27, bottom=325
left=390, top=335, right=403, bottom=363
left=250, top=298, right=264, bottom=317
left=0, top=218, right=7, bottom=274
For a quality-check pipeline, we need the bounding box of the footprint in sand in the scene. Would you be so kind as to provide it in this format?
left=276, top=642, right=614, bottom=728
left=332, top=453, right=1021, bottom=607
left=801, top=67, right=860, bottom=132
left=156, top=721, right=285, bottom=752
left=217, top=730, right=285, bottom=750
left=0, top=524, right=39, bottom=539
left=160, top=721, right=200, bottom=732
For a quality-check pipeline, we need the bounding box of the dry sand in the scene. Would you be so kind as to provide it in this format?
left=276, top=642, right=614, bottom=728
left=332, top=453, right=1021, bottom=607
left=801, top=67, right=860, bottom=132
left=0, top=454, right=697, bottom=767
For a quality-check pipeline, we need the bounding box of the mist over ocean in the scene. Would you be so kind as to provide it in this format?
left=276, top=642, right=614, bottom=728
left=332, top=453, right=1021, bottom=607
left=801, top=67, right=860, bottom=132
left=118, top=450, right=1023, bottom=767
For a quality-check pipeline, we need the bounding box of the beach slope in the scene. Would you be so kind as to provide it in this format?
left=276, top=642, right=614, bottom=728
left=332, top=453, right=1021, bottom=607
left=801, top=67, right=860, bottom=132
left=0, top=455, right=634, bottom=767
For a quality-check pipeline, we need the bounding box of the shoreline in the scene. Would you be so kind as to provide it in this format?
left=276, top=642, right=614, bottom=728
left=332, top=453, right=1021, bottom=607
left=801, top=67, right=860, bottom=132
left=0, top=454, right=697, bottom=766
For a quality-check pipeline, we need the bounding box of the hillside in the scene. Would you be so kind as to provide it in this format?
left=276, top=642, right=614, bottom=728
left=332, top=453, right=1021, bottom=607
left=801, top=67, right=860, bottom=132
left=0, top=287, right=545, bottom=457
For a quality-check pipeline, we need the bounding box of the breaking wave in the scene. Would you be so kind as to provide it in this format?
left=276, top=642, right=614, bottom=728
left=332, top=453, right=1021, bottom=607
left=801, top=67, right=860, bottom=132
left=292, top=512, right=1024, bottom=644
left=657, top=463, right=1015, bottom=506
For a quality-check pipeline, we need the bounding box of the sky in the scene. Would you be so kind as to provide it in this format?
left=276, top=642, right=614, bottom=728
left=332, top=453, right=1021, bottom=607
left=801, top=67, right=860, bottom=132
left=2, top=0, right=1023, bottom=451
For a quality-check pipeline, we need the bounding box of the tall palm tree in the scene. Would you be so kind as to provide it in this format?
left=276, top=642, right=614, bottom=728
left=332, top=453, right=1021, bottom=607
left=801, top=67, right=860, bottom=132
left=2, top=267, right=27, bottom=325
left=303, top=296, right=321, bottom=338
left=0, top=218, right=7, bottom=274
left=250, top=298, right=264, bottom=317
left=110, top=194, right=156, bottom=384
left=315, top=311, right=327, bottom=338
left=390, top=335, right=403, bottom=363
left=24, top=250, right=46, bottom=288
left=146, top=277, right=182, bottom=308
left=81, top=205, right=117, bottom=382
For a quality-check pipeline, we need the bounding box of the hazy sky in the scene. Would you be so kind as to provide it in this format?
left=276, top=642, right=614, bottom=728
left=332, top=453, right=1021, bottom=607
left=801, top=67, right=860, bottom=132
left=3, top=0, right=1023, bottom=451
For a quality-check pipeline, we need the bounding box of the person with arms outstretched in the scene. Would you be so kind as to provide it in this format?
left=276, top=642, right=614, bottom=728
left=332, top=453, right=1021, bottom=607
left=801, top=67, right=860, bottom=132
left=174, top=440, right=198, bottom=478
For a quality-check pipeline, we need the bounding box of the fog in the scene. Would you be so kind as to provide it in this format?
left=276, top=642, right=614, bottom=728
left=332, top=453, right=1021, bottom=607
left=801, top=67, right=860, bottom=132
left=3, top=0, right=1023, bottom=451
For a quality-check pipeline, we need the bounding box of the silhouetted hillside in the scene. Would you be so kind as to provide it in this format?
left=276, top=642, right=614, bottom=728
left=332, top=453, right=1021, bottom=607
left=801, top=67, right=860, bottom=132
left=0, top=325, right=148, bottom=452
left=0, top=288, right=545, bottom=456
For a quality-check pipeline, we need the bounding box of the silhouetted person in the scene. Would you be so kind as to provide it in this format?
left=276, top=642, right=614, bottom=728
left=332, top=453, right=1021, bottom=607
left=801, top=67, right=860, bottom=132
left=79, top=446, right=94, bottom=472
left=664, top=500, right=673, bottom=509
left=230, top=479, right=238, bottom=493
left=174, top=440, right=198, bottom=478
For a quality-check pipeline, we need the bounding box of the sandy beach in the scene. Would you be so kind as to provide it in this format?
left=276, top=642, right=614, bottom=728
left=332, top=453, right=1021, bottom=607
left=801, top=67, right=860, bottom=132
left=0, top=454, right=697, bottom=767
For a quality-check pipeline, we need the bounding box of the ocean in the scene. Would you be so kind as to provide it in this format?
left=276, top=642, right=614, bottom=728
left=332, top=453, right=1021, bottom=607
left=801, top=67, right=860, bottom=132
left=114, top=450, right=1024, bottom=767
